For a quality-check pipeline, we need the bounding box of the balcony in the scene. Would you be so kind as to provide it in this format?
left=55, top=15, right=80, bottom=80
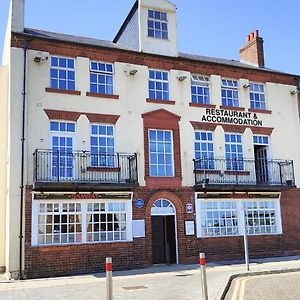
left=33, top=150, right=138, bottom=191
left=193, top=157, right=295, bottom=191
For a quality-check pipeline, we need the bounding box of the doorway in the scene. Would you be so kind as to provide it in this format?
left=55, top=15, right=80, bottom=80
left=151, top=199, right=178, bottom=265
left=152, top=216, right=176, bottom=264
left=254, top=145, right=269, bottom=184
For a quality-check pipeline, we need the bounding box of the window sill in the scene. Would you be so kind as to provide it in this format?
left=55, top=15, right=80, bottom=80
left=146, top=98, right=175, bottom=105
left=189, top=103, right=216, bottom=108
left=87, top=166, right=121, bottom=172
left=45, top=87, right=81, bottom=95
left=248, top=108, right=272, bottom=114
left=220, top=105, right=245, bottom=111
left=86, top=92, right=119, bottom=99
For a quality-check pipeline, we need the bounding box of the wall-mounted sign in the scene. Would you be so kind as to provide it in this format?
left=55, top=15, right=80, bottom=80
left=197, top=192, right=280, bottom=199
left=34, top=192, right=132, bottom=200
left=202, top=108, right=263, bottom=127
left=185, top=220, right=195, bottom=236
left=135, top=198, right=144, bottom=208
left=133, top=220, right=145, bottom=238
left=186, top=203, right=193, bottom=214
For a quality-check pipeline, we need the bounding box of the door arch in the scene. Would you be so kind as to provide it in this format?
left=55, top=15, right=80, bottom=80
left=151, top=199, right=178, bottom=264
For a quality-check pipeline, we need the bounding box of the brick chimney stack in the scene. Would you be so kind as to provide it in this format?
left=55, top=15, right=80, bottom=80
left=240, top=30, right=265, bottom=68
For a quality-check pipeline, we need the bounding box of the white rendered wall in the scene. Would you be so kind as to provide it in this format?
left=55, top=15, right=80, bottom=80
left=0, top=66, right=9, bottom=271
left=24, top=50, right=300, bottom=189
left=4, top=47, right=26, bottom=278
left=139, top=0, right=178, bottom=57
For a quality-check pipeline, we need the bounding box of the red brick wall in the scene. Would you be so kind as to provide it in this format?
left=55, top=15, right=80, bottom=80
left=11, top=33, right=298, bottom=86
left=24, top=186, right=300, bottom=278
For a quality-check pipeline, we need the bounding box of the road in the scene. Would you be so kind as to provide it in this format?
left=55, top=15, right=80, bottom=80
left=225, top=271, right=300, bottom=300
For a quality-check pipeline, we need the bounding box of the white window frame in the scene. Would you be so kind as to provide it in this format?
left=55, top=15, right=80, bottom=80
left=147, top=9, right=168, bottom=39
left=49, top=120, right=76, bottom=180
left=191, top=75, right=210, bottom=104
left=50, top=56, right=76, bottom=90
left=224, top=133, right=244, bottom=171
left=194, top=131, right=215, bottom=170
left=149, top=129, right=174, bottom=177
left=148, top=69, right=169, bottom=100
left=90, top=123, right=115, bottom=167
left=249, top=82, right=266, bottom=110
left=195, top=196, right=282, bottom=238
left=90, top=61, right=114, bottom=95
left=32, top=196, right=133, bottom=246
left=221, top=79, right=239, bottom=107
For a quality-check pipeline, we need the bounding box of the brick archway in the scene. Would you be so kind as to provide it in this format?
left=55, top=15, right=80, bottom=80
left=145, top=191, right=185, bottom=264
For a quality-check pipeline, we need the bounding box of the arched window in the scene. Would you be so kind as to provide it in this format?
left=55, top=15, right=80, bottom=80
left=151, top=199, right=175, bottom=216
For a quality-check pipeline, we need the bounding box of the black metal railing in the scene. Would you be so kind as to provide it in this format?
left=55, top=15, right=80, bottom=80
left=33, top=150, right=138, bottom=184
left=193, top=157, right=295, bottom=187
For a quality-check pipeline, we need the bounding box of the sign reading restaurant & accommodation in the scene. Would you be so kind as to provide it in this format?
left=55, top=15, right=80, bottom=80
left=202, top=108, right=263, bottom=126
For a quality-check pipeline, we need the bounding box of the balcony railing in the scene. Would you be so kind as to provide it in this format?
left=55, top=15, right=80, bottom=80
left=33, top=150, right=138, bottom=185
left=193, top=157, right=295, bottom=187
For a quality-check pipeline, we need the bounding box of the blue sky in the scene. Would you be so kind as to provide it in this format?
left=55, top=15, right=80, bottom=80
left=0, top=0, right=299, bottom=75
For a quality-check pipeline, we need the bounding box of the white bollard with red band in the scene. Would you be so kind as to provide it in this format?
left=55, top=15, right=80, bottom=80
left=106, top=257, right=113, bottom=300
left=199, top=253, right=208, bottom=300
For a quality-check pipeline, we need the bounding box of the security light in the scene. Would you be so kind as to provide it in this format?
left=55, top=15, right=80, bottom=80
left=177, top=75, right=187, bottom=81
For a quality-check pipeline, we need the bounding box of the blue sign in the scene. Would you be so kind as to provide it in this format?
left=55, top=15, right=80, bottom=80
left=135, top=198, right=144, bottom=208
left=186, top=203, right=193, bottom=214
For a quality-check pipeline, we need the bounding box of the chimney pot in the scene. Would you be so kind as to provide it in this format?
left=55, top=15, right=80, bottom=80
left=240, top=30, right=265, bottom=68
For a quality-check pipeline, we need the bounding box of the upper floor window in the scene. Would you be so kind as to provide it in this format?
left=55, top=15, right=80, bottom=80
left=90, top=62, right=113, bottom=95
left=91, top=124, right=115, bottom=167
left=149, top=69, right=169, bottom=100
left=194, top=131, right=215, bottom=169
left=221, top=79, right=239, bottom=107
left=225, top=133, right=243, bottom=170
left=50, top=56, right=75, bottom=90
left=249, top=83, right=266, bottom=110
left=149, top=129, right=174, bottom=177
left=148, top=10, right=168, bottom=39
left=191, top=75, right=210, bottom=104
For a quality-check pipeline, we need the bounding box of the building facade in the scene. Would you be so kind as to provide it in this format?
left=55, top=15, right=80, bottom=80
left=1, top=0, right=300, bottom=279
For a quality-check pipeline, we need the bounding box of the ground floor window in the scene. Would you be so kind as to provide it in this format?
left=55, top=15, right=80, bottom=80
left=32, top=198, right=132, bottom=246
left=195, top=197, right=282, bottom=238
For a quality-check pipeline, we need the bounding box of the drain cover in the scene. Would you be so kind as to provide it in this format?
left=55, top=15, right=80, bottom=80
left=175, top=273, right=192, bottom=277
left=122, top=286, right=148, bottom=290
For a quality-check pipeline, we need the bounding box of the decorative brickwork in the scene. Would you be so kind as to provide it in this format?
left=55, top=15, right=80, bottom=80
left=85, top=113, right=120, bottom=124
left=44, top=109, right=81, bottom=121
left=11, top=33, right=298, bottom=86
left=142, top=109, right=182, bottom=187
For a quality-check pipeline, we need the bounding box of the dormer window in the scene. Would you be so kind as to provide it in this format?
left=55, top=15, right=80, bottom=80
left=148, top=9, right=168, bottom=39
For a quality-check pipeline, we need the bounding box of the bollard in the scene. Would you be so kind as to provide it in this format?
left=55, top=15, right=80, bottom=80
left=106, top=257, right=113, bottom=300
left=199, top=253, right=208, bottom=300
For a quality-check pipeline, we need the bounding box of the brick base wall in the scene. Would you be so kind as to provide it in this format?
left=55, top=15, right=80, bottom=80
left=24, top=186, right=300, bottom=278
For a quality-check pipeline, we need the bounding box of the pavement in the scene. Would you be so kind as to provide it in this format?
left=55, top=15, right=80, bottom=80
left=225, top=271, right=300, bottom=300
left=0, top=255, right=300, bottom=300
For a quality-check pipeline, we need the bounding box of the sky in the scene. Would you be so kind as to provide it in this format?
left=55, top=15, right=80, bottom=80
left=0, top=0, right=300, bottom=75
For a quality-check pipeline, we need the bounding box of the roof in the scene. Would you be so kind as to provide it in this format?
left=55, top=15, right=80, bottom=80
left=21, top=28, right=297, bottom=77
left=23, top=28, right=127, bottom=50
left=113, top=1, right=138, bottom=43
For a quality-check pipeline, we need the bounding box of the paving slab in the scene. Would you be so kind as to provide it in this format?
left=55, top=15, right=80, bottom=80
left=0, top=255, right=299, bottom=300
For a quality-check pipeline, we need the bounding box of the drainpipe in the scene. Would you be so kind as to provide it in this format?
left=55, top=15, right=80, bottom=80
left=19, top=37, right=28, bottom=280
